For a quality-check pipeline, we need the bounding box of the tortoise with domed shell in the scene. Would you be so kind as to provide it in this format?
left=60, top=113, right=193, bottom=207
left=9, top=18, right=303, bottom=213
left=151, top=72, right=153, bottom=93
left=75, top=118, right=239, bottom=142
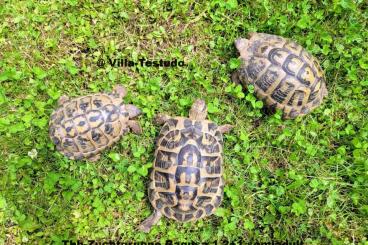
left=233, top=32, right=328, bottom=118
left=49, top=85, right=142, bottom=161
left=139, top=99, right=233, bottom=232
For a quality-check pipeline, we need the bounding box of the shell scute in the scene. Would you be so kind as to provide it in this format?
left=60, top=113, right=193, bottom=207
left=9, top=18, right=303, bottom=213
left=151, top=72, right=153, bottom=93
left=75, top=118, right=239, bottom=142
left=236, top=33, right=328, bottom=118
left=64, top=100, right=78, bottom=118
left=149, top=118, right=224, bottom=222
left=49, top=92, right=130, bottom=160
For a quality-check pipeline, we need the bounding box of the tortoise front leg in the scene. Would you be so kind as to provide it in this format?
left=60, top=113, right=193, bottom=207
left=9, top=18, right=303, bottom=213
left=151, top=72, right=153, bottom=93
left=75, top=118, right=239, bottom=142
left=235, top=38, right=249, bottom=58
left=218, top=124, right=234, bottom=134
left=127, top=120, right=142, bottom=134
left=112, top=85, right=127, bottom=98
left=138, top=210, right=162, bottom=233
left=123, top=104, right=141, bottom=119
left=154, top=114, right=171, bottom=125
left=231, top=70, right=241, bottom=85
left=57, top=95, right=70, bottom=106
left=87, top=153, right=101, bottom=162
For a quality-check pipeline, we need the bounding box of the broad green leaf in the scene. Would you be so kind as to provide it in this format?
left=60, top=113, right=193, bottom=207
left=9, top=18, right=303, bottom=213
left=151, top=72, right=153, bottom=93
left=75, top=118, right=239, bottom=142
left=243, top=219, right=255, bottom=230
left=291, top=200, right=307, bottom=215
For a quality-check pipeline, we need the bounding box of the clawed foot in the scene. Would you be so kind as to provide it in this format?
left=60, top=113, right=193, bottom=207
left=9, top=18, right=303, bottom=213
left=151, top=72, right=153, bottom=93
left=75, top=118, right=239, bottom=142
left=218, top=124, right=234, bottom=134
left=154, top=114, right=171, bottom=125
left=57, top=95, right=69, bottom=106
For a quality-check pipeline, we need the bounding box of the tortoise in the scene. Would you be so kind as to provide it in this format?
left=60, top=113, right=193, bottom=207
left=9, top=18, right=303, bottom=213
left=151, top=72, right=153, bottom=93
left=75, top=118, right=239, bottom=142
left=232, top=32, right=328, bottom=118
left=138, top=99, right=233, bottom=233
left=49, top=85, right=142, bottom=162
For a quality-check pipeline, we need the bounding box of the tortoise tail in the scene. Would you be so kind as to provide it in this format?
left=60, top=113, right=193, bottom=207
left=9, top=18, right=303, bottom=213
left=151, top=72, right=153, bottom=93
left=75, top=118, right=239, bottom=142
left=138, top=210, right=162, bottom=233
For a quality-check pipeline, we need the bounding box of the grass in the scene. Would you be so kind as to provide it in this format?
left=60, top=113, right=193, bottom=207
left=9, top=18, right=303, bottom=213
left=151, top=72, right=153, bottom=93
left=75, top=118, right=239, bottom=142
left=0, top=0, right=367, bottom=244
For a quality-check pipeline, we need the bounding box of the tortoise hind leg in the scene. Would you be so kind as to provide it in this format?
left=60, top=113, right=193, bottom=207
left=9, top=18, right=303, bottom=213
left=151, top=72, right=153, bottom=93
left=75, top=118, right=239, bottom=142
left=112, top=85, right=127, bottom=98
left=321, top=82, right=328, bottom=98
left=138, top=210, right=162, bottom=233
left=231, top=70, right=241, bottom=84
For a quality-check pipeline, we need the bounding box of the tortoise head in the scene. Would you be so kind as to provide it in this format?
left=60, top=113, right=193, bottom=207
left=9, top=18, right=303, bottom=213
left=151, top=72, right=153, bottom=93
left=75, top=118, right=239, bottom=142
left=235, top=38, right=249, bottom=58
left=189, top=99, right=207, bottom=121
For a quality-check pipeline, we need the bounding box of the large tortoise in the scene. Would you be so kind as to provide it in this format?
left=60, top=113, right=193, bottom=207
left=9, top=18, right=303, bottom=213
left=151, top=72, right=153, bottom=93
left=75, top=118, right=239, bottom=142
left=233, top=32, right=328, bottom=118
left=139, top=99, right=233, bottom=232
left=49, top=85, right=142, bottom=161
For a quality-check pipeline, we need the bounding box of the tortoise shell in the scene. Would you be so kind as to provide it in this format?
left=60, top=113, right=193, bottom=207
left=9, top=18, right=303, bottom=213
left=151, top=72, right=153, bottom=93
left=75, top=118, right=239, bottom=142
left=234, top=32, right=328, bottom=118
left=148, top=117, right=225, bottom=222
left=49, top=86, right=140, bottom=161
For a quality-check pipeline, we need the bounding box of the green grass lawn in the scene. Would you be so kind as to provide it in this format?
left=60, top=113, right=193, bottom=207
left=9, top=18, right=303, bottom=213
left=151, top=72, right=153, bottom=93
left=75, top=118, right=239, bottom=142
left=0, top=0, right=367, bottom=244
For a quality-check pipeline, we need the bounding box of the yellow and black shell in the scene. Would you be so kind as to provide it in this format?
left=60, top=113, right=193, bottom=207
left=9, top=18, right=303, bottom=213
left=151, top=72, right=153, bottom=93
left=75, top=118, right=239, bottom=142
left=148, top=117, right=224, bottom=222
left=49, top=93, right=129, bottom=160
left=236, top=32, right=328, bottom=118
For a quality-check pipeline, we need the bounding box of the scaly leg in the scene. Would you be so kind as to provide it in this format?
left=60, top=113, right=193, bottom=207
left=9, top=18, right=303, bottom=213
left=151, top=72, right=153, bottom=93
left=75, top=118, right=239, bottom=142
left=87, top=154, right=101, bottom=162
left=138, top=210, right=162, bottom=233
left=218, top=124, right=234, bottom=134
left=113, top=85, right=127, bottom=98
left=231, top=70, right=241, bottom=84
left=154, top=114, right=171, bottom=125
left=127, top=120, right=142, bottom=134
left=57, top=95, right=70, bottom=106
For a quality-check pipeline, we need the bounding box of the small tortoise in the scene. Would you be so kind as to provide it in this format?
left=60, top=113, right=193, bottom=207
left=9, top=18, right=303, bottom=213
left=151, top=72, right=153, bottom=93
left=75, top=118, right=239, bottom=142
left=139, top=99, right=233, bottom=232
left=49, top=85, right=142, bottom=161
left=233, top=32, right=328, bottom=118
